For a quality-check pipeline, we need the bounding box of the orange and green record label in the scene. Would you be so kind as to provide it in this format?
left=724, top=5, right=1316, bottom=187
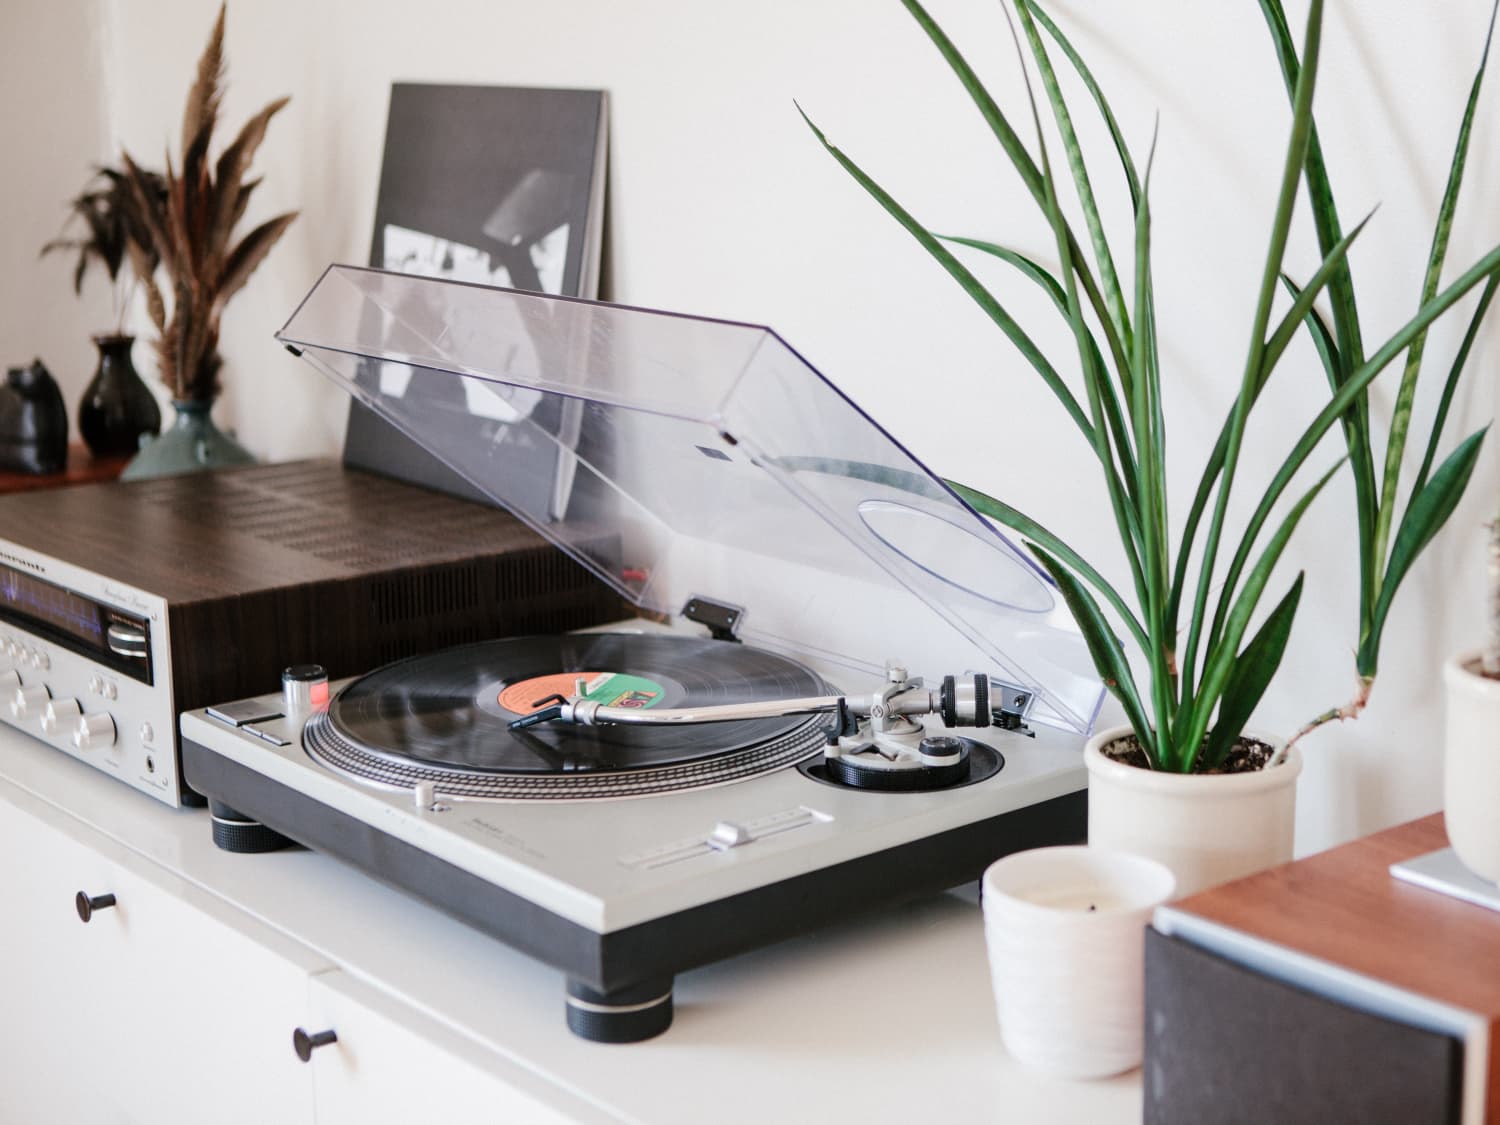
left=498, top=671, right=666, bottom=716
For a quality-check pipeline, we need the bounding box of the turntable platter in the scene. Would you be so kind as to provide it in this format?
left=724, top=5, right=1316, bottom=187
left=303, top=633, right=834, bottom=800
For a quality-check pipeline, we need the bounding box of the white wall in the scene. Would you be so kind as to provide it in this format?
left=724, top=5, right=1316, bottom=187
left=2, top=0, right=113, bottom=403
left=7, top=0, right=1499, bottom=855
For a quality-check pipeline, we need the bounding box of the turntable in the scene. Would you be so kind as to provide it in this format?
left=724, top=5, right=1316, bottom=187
left=181, top=266, right=1105, bottom=1042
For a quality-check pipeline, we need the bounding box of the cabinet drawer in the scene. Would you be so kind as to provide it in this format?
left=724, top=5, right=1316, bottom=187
left=304, top=970, right=615, bottom=1124
left=0, top=790, right=327, bottom=1125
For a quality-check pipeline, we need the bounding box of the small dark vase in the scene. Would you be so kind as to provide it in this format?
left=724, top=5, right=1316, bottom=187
left=0, top=359, right=68, bottom=474
left=79, top=333, right=162, bottom=458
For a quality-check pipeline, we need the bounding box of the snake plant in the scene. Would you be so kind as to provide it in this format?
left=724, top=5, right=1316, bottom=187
left=803, top=0, right=1500, bottom=771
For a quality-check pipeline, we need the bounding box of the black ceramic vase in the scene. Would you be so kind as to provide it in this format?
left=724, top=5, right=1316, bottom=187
left=79, top=333, right=162, bottom=458
left=0, top=359, right=68, bottom=474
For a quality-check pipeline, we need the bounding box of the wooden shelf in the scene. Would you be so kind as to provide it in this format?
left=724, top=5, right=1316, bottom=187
left=0, top=443, right=129, bottom=495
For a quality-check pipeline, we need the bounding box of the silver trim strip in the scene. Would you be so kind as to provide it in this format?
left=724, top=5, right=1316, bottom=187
left=565, top=992, right=672, bottom=1015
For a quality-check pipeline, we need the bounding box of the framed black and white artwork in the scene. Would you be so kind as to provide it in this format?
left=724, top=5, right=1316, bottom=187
left=343, top=84, right=608, bottom=503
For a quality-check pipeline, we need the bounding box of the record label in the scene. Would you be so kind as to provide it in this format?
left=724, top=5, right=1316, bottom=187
left=497, top=672, right=666, bottom=716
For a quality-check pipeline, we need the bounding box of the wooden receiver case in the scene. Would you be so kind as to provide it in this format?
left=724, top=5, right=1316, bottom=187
left=0, top=460, right=623, bottom=806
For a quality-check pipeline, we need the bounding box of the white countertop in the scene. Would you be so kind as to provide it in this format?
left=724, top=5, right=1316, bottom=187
left=0, top=726, right=1140, bottom=1123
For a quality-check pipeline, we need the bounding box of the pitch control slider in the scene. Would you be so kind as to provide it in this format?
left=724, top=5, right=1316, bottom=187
left=510, top=666, right=991, bottom=732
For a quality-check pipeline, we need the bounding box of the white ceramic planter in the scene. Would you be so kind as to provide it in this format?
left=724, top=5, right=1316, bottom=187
left=1085, top=725, right=1302, bottom=899
left=982, top=846, right=1176, bottom=1079
left=1444, top=651, right=1500, bottom=883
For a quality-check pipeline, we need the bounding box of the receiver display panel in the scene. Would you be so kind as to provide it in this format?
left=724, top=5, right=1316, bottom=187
left=0, top=563, right=153, bottom=683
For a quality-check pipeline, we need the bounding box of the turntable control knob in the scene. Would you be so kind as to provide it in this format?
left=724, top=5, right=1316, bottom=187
left=74, top=712, right=117, bottom=752
left=283, top=664, right=329, bottom=715
left=10, top=684, right=49, bottom=721
left=41, top=697, right=81, bottom=737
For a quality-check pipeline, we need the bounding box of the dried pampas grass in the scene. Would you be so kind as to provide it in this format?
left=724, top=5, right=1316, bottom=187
left=121, top=3, right=297, bottom=403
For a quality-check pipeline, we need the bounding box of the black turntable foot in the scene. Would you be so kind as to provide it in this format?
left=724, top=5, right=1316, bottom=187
left=565, top=978, right=673, bottom=1043
left=208, top=799, right=293, bottom=853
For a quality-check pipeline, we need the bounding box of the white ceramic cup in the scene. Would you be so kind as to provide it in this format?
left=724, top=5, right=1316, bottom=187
left=981, top=846, right=1176, bottom=1079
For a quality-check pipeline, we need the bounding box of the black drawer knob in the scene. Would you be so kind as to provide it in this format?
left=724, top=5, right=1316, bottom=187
left=75, top=892, right=116, bottom=923
left=292, top=1027, right=337, bottom=1062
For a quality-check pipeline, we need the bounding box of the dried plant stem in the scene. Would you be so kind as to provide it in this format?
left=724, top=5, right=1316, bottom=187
left=1269, top=675, right=1374, bottom=766
left=1485, top=520, right=1500, bottom=676
left=120, top=4, right=294, bottom=404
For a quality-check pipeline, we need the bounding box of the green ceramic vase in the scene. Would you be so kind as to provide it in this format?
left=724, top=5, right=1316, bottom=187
left=120, top=399, right=255, bottom=481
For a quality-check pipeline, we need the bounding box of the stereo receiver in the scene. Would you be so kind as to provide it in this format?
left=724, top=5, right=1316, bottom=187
left=0, top=460, right=621, bottom=806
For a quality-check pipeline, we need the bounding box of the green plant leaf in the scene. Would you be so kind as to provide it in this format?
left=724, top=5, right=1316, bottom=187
left=1271, top=245, right=1500, bottom=563
left=1278, top=275, right=1341, bottom=390
left=1003, top=1, right=1152, bottom=615
left=1363, top=426, right=1489, bottom=671
left=898, top=0, right=1134, bottom=395
left=1027, top=2, right=1161, bottom=525
left=1413, top=274, right=1500, bottom=497
left=947, top=480, right=1149, bottom=653
left=1256, top=0, right=1368, bottom=399
left=796, top=106, right=1095, bottom=444
left=1028, top=541, right=1157, bottom=765
left=1025, top=0, right=1141, bottom=209
left=1180, top=0, right=1324, bottom=693
left=1279, top=273, right=1378, bottom=641
left=1258, top=5, right=1378, bottom=678
left=1179, top=458, right=1343, bottom=767
left=1131, top=132, right=1174, bottom=745
left=1012, top=0, right=1130, bottom=349
left=1262, top=212, right=1373, bottom=374
left=940, top=234, right=1138, bottom=492
left=1195, top=242, right=1500, bottom=704
left=1373, top=1, right=1497, bottom=580
left=900, top=0, right=1042, bottom=196
left=1200, top=215, right=1372, bottom=652
left=1199, top=573, right=1304, bottom=771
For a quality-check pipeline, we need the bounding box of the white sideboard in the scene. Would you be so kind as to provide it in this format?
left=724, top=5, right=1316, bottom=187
left=0, top=728, right=1140, bottom=1124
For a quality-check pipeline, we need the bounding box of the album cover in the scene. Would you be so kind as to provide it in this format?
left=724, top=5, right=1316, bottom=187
left=342, top=83, right=609, bottom=505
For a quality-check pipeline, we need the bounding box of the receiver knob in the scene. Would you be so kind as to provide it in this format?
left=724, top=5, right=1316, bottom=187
left=40, top=698, right=81, bottom=737
left=74, top=713, right=117, bottom=751
left=10, top=684, right=49, bottom=721
left=105, top=621, right=148, bottom=658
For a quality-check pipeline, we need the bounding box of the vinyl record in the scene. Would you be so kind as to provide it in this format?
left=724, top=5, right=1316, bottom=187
left=313, top=634, right=831, bottom=797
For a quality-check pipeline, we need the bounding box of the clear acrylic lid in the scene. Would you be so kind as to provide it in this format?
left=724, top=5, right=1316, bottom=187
left=277, top=265, right=1103, bottom=732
